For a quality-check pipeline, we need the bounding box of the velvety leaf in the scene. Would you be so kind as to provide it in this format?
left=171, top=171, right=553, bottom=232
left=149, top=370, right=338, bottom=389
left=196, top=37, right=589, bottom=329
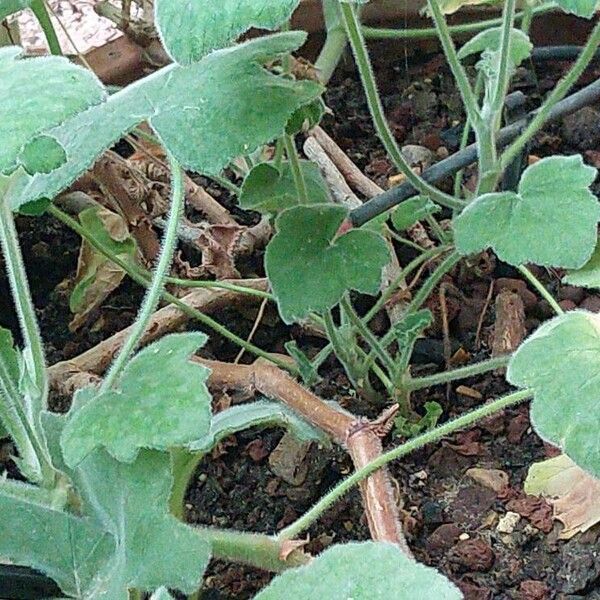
left=0, top=487, right=114, bottom=597
left=285, top=99, right=326, bottom=135
left=239, top=160, right=330, bottom=213
left=265, top=204, right=389, bottom=323
left=508, top=310, right=600, bottom=478
left=525, top=454, right=600, bottom=539
left=553, top=0, right=598, bottom=18
left=255, top=542, right=462, bottom=599
left=0, top=47, right=105, bottom=174
left=391, top=197, right=440, bottom=231
left=45, top=412, right=211, bottom=598
left=69, top=207, right=136, bottom=331
left=151, top=589, right=175, bottom=600
left=454, top=155, right=599, bottom=268
left=155, top=0, right=300, bottom=64
left=285, top=340, right=321, bottom=385
left=18, top=135, right=67, bottom=175
left=14, top=33, right=322, bottom=209
left=188, top=399, right=326, bottom=453
left=563, top=242, right=600, bottom=288
left=391, top=309, right=433, bottom=375
left=424, top=0, right=500, bottom=15
left=0, top=1, right=33, bottom=22
left=457, top=27, right=533, bottom=67
left=60, top=333, right=212, bottom=466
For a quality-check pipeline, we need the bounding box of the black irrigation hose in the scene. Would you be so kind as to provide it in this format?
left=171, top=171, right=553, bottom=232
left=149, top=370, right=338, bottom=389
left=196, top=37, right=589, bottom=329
left=531, top=45, right=600, bottom=62
left=350, top=76, right=600, bottom=226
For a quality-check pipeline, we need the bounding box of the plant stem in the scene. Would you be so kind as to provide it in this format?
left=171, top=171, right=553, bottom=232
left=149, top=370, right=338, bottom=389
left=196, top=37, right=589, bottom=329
left=340, top=296, right=396, bottom=374
left=323, top=310, right=364, bottom=390
left=361, top=6, right=551, bottom=40
left=386, top=229, right=428, bottom=252
left=518, top=265, right=564, bottom=315
left=284, top=134, right=309, bottom=204
left=339, top=2, right=464, bottom=211
left=30, top=0, right=62, bottom=55
left=520, top=3, right=534, bottom=34
left=490, top=0, right=516, bottom=117
left=278, top=387, right=532, bottom=540
left=426, top=0, right=482, bottom=130
left=164, top=276, right=272, bottom=299
left=365, top=245, right=451, bottom=322
left=405, top=355, right=510, bottom=391
left=49, top=206, right=298, bottom=375
left=501, top=21, right=600, bottom=170
left=101, top=153, right=185, bottom=391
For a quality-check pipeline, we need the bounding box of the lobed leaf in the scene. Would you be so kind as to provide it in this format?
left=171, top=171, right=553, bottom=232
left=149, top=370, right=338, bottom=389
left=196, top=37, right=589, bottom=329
left=553, top=0, right=598, bottom=18
left=508, top=310, right=600, bottom=479
left=265, top=204, right=389, bottom=323
left=457, top=27, right=533, bottom=68
left=239, top=160, right=330, bottom=213
left=60, top=333, right=212, bottom=466
left=0, top=47, right=105, bottom=175
left=13, top=32, right=322, bottom=210
left=454, top=155, right=600, bottom=268
left=255, top=542, right=462, bottom=599
left=155, top=0, right=301, bottom=64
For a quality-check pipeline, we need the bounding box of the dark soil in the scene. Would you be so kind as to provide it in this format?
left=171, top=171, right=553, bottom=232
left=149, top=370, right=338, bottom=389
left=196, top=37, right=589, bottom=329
left=2, top=43, right=600, bottom=600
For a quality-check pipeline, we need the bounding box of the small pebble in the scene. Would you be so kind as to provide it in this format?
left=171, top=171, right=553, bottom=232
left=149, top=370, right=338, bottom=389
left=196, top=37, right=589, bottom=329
left=497, top=511, right=521, bottom=534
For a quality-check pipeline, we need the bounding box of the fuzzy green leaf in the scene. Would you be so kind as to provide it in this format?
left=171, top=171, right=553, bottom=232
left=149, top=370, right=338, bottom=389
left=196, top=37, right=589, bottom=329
left=285, top=99, right=326, bottom=135
left=0, top=326, right=20, bottom=387
left=553, top=0, right=598, bottom=18
left=0, top=487, right=115, bottom=597
left=563, top=242, right=600, bottom=288
left=454, top=155, right=600, bottom=268
left=240, top=160, right=330, bottom=213
left=151, top=589, right=175, bottom=600
left=60, top=333, right=212, bottom=466
left=391, top=197, right=440, bottom=231
left=391, top=309, right=433, bottom=374
left=508, top=310, right=600, bottom=479
left=457, top=26, right=532, bottom=68
left=255, top=542, right=462, bottom=599
left=266, top=204, right=389, bottom=323
left=188, top=399, right=326, bottom=453
left=0, top=47, right=105, bottom=175
left=14, top=33, right=322, bottom=210
left=155, top=0, right=301, bottom=64
left=0, top=1, right=33, bottom=21
left=18, top=135, right=67, bottom=175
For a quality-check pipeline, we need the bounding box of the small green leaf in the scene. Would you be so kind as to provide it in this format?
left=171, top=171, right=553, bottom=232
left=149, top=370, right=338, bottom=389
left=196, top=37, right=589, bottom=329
left=255, top=542, right=462, bottom=599
left=240, top=160, right=330, bottom=213
left=391, top=197, right=440, bottom=231
left=391, top=309, right=433, bottom=374
left=508, top=310, right=600, bottom=479
left=266, top=204, right=389, bottom=323
left=188, top=399, right=326, bottom=453
left=563, top=242, right=600, bottom=288
left=15, top=33, right=322, bottom=210
left=18, top=135, right=67, bottom=175
left=458, top=27, right=532, bottom=65
left=0, top=47, right=105, bottom=175
left=553, top=0, right=598, bottom=18
left=155, top=0, right=301, bottom=64
left=285, top=340, right=321, bottom=385
left=60, top=333, right=212, bottom=466
left=454, top=155, right=600, bottom=268
left=286, top=99, right=326, bottom=135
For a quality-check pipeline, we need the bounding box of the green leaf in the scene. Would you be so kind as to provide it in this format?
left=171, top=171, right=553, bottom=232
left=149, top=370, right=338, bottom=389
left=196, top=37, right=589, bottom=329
left=284, top=340, right=321, bottom=385
left=0, top=487, right=115, bottom=597
left=69, top=207, right=137, bottom=313
left=0, top=326, right=20, bottom=387
left=0, top=0, right=33, bottom=20
left=188, top=399, right=326, bottom=453
left=563, top=241, right=600, bottom=288
left=151, top=589, right=175, bottom=600
left=286, top=99, right=326, bottom=135
left=0, top=47, right=105, bottom=175
left=14, top=33, right=322, bottom=210
left=391, top=197, right=440, bottom=231
left=454, top=155, right=600, bottom=268
left=18, top=135, right=67, bottom=175
left=60, top=333, right=212, bottom=466
left=391, top=309, right=433, bottom=375
left=240, top=160, right=330, bottom=213
left=265, top=204, right=389, bottom=323
left=508, top=310, right=600, bottom=479
left=553, top=0, right=598, bottom=18
left=457, top=27, right=533, bottom=68
left=255, top=542, right=462, bottom=599
left=155, top=0, right=301, bottom=64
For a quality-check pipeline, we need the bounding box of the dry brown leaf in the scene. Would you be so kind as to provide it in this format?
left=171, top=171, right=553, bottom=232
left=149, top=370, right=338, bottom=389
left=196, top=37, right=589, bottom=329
left=525, top=454, right=600, bottom=539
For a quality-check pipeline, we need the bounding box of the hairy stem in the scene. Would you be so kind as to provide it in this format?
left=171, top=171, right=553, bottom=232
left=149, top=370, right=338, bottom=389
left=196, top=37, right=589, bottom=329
left=284, top=135, right=309, bottom=204
left=339, top=2, right=464, bottom=211
left=278, top=388, right=532, bottom=539
left=30, top=0, right=62, bottom=55
left=518, top=265, right=564, bottom=316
